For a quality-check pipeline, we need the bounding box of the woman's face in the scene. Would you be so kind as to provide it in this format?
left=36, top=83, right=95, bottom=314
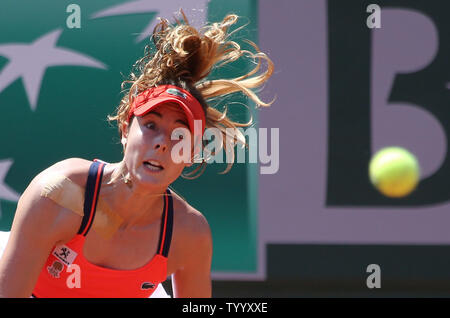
left=121, top=102, right=193, bottom=188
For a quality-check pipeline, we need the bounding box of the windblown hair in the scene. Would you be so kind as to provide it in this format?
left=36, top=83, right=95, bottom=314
left=108, top=10, right=274, bottom=179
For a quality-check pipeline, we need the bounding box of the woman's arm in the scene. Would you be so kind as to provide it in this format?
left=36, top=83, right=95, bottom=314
left=0, top=165, right=82, bottom=297
left=171, top=212, right=213, bottom=298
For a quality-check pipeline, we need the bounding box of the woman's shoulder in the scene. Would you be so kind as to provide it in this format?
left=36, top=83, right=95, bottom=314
left=26, top=157, right=92, bottom=196
left=14, top=158, right=94, bottom=245
left=40, top=157, right=93, bottom=186
left=168, top=189, right=212, bottom=272
left=169, top=189, right=212, bottom=240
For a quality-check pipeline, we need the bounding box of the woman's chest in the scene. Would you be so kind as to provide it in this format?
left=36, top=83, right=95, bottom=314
left=82, top=227, right=161, bottom=270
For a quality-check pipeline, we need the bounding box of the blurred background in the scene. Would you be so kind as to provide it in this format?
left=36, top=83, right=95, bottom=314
left=1, top=0, right=450, bottom=297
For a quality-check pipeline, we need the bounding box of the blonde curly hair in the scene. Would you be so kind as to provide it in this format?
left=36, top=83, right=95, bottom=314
left=108, top=10, right=274, bottom=179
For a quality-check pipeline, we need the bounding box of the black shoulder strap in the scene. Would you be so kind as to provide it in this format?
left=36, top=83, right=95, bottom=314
left=156, top=189, right=174, bottom=257
left=78, top=160, right=106, bottom=236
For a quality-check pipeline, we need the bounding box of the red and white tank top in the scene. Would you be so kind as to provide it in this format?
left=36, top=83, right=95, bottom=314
left=32, top=159, right=173, bottom=298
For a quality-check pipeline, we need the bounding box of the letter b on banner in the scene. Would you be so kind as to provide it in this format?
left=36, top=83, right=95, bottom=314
left=327, top=0, right=450, bottom=206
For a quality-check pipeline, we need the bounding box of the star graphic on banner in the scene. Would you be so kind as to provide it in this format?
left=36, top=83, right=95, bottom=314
left=0, top=159, right=21, bottom=220
left=0, top=29, right=108, bottom=111
left=91, top=0, right=209, bottom=43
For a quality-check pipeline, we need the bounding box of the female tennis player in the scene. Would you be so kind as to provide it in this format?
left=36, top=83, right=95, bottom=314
left=0, top=12, right=273, bottom=298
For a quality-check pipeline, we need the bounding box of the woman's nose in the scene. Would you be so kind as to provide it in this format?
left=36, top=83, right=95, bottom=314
left=154, top=143, right=167, bottom=152
left=153, top=133, right=169, bottom=152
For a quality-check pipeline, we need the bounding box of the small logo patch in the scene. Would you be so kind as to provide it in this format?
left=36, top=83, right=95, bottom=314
left=52, top=245, right=78, bottom=266
left=141, top=282, right=155, bottom=290
left=166, top=88, right=187, bottom=99
left=47, top=260, right=64, bottom=278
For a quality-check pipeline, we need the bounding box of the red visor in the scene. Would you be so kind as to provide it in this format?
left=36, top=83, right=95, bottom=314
left=128, top=84, right=206, bottom=136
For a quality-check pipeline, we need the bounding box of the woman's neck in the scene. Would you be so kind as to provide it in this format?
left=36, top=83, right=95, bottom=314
left=99, top=161, right=167, bottom=229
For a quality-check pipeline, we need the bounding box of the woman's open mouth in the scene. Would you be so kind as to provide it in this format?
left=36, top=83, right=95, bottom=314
left=143, top=160, right=164, bottom=172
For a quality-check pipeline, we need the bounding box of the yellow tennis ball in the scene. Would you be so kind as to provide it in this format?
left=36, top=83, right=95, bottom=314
left=369, top=147, right=420, bottom=198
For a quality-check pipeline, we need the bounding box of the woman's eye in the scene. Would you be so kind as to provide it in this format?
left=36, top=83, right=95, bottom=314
left=145, top=122, right=156, bottom=130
